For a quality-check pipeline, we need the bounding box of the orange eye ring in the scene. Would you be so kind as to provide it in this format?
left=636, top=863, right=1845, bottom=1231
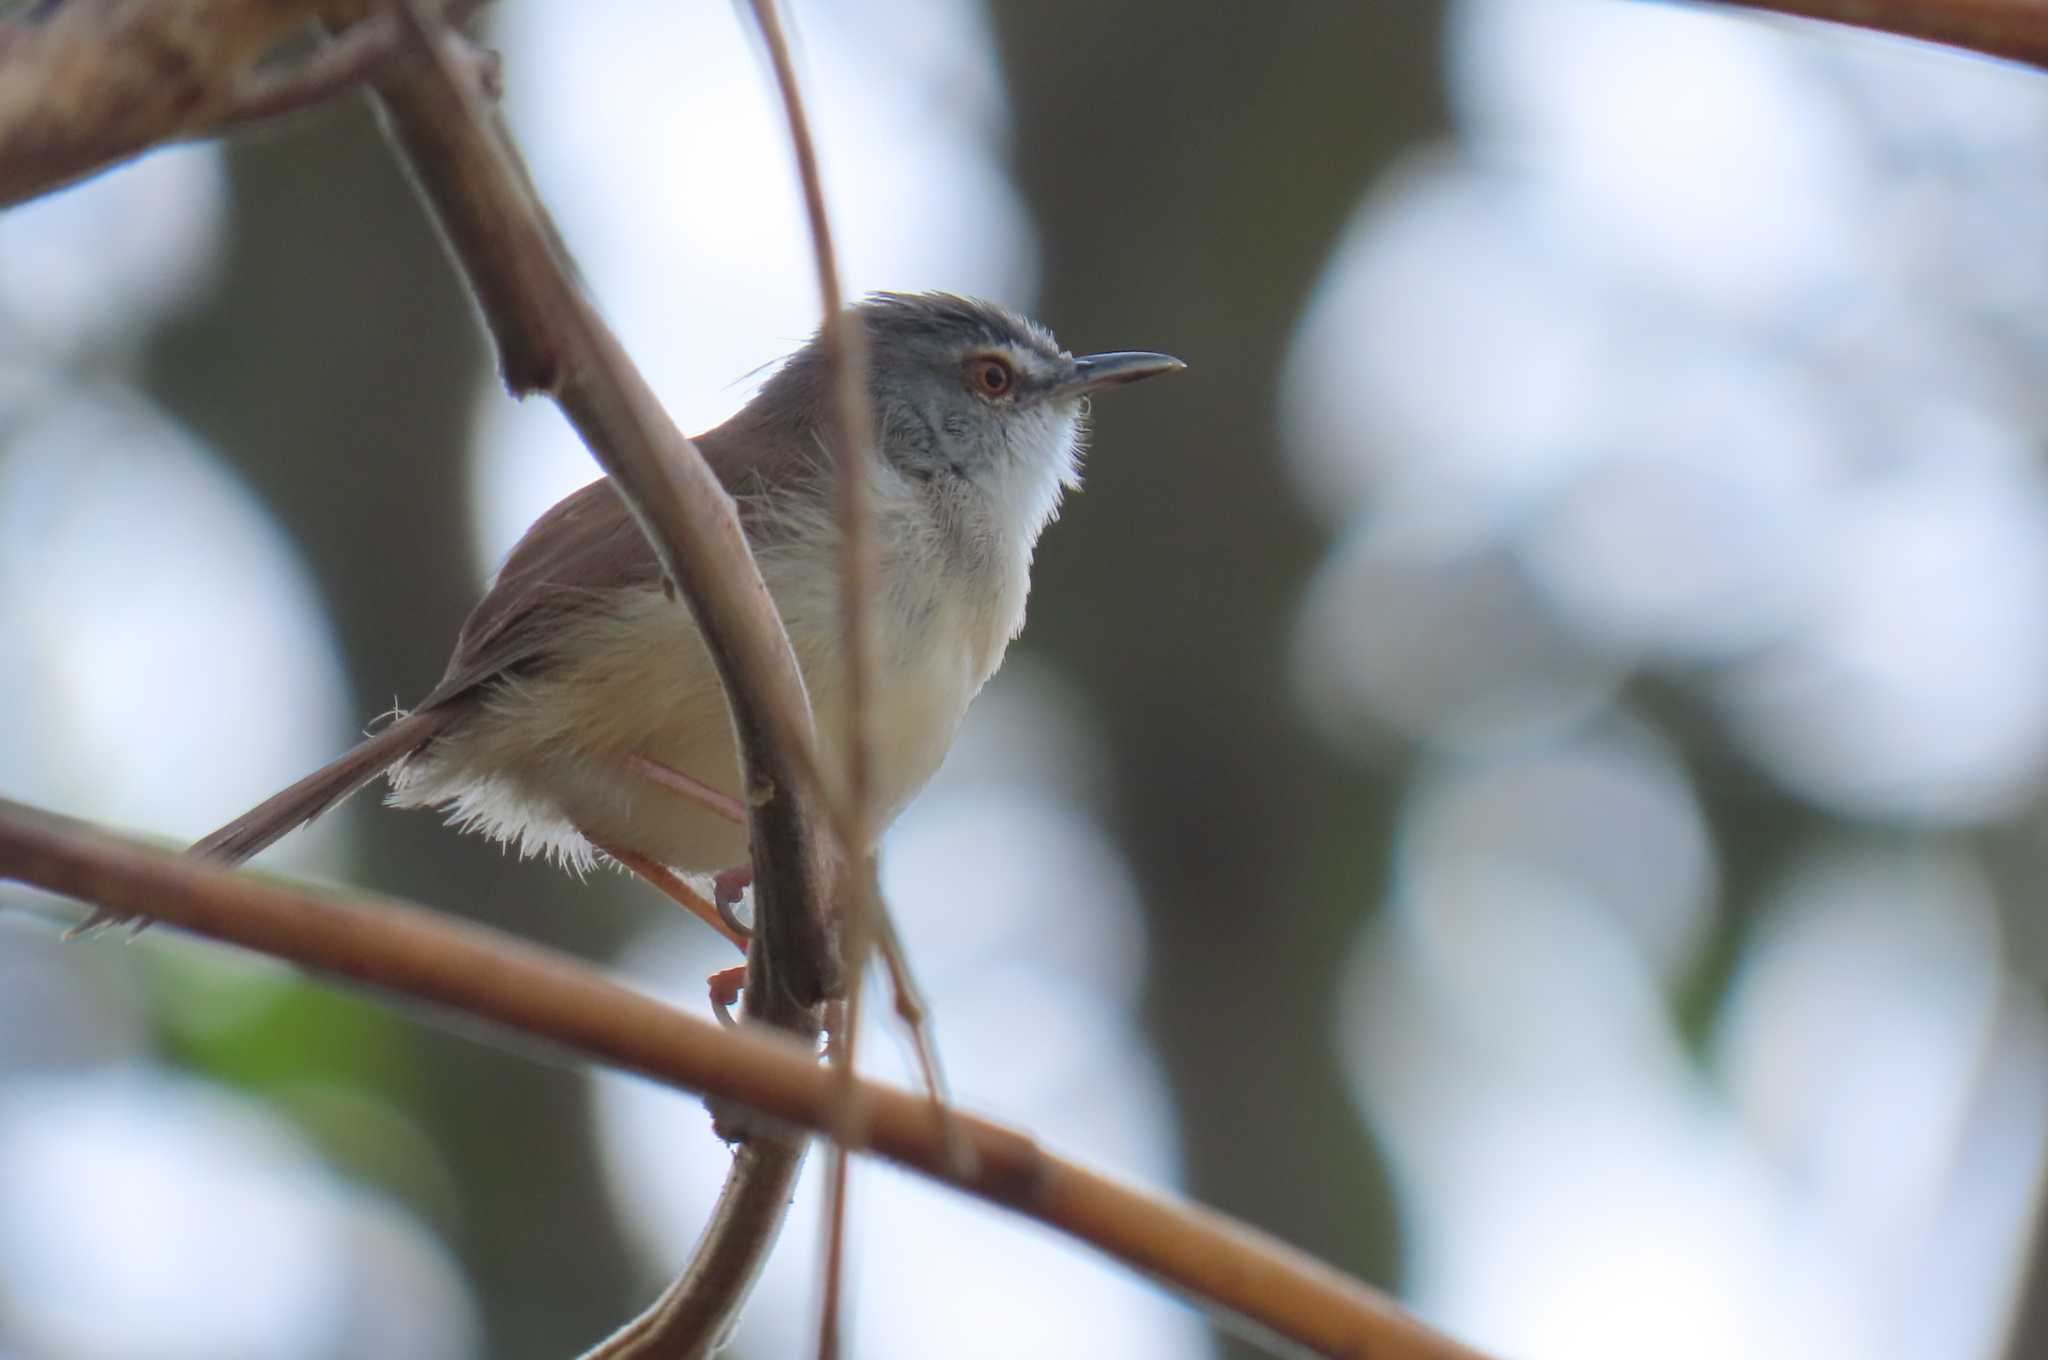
left=968, top=356, right=1015, bottom=398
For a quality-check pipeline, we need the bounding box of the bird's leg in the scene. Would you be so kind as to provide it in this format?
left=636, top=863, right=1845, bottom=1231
left=65, top=907, right=147, bottom=940
left=706, top=964, right=748, bottom=1029
left=626, top=753, right=760, bottom=941
left=611, top=757, right=759, bottom=1023
left=583, top=833, right=753, bottom=1024
left=627, top=753, right=749, bottom=824
left=586, top=836, right=749, bottom=951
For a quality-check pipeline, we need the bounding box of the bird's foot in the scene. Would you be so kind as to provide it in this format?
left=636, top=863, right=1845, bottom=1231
left=712, top=864, right=754, bottom=938
left=708, top=964, right=747, bottom=1028
left=627, top=753, right=747, bottom=824
left=580, top=829, right=757, bottom=1026
left=583, top=832, right=750, bottom=952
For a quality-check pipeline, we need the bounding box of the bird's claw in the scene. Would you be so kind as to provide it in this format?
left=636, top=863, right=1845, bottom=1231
left=708, top=964, right=747, bottom=1028
left=64, top=908, right=152, bottom=941
left=712, top=864, right=754, bottom=941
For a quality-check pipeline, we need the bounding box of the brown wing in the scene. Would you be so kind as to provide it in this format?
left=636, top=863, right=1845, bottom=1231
left=184, top=481, right=663, bottom=868
left=417, top=411, right=824, bottom=713
left=419, top=477, right=664, bottom=710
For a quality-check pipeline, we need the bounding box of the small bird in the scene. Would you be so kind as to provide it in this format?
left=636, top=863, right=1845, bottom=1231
left=187, top=293, right=1182, bottom=972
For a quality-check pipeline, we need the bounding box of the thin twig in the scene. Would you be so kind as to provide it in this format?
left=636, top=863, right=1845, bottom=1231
left=814, top=993, right=857, bottom=1360
left=737, top=6, right=882, bottom=1352
left=739, top=0, right=877, bottom=840
left=872, top=890, right=962, bottom=1152
left=1702, top=0, right=2048, bottom=68
left=0, top=798, right=1493, bottom=1360
left=815, top=985, right=859, bottom=1358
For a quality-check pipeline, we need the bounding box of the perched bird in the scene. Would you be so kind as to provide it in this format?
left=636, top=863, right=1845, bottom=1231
left=186, top=293, right=1182, bottom=971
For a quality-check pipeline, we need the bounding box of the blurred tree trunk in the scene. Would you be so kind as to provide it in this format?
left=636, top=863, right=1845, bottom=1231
left=142, top=101, right=640, bottom=1358
left=987, top=4, right=1447, bottom=1348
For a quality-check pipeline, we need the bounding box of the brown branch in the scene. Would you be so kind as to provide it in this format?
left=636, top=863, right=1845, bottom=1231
left=579, top=1139, right=806, bottom=1360
left=361, top=8, right=839, bottom=1353
left=1702, top=0, right=2048, bottom=69
left=0, top=0, right=413, bottom=206
left=0, top=798, right=1493, bottom=1360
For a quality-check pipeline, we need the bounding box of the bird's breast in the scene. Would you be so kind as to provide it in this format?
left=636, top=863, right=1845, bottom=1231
left=745, top=488, right=1032, bottom=835
left=824, top=562, right=1022, bottom=827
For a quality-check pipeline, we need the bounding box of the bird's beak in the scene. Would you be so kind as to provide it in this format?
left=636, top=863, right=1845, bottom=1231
left=1050, top=351, right=1186, bottom=399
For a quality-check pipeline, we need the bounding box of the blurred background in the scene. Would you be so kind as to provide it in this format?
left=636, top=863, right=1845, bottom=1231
left=6, top=1, right=2048, bottom=1356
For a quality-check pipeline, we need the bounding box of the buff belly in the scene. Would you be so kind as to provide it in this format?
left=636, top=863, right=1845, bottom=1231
left=388, top=577, right=992, bottom=873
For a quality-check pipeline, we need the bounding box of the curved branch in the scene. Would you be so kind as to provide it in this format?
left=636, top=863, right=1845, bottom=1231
left=580, top=1139, right=806, bottom=1360
left=0, top=800, right=1491, bottom=1360
left=364, top=9, right=838, bottom=1354
left=367, top=3, right=835, bottom=1024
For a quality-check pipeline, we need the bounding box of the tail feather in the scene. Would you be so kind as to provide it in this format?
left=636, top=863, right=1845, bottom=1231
left=193, top=707, right=455, bottom=866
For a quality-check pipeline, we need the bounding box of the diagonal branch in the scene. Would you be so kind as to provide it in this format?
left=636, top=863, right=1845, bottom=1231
left=368, top=3, right=836, bottom=1020
left=365, top=7, right=837, bottom=1352
left=0, top=797, right=1492, bottom=1360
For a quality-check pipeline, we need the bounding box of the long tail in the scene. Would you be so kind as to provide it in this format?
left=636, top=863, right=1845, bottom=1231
left=193, top=707, right=456, bottom=866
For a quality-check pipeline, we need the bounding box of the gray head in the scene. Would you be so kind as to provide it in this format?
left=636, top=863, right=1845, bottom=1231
left=746, top=292, right=1183, bottom=542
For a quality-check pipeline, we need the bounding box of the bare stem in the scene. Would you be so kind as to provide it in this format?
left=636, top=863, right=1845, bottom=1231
left=579, top=1139, right=807, bottom=1360
left=742, top=0, right=878, bottom=852
left=809, top=879, right=864, bottom=1355
left=0, top=798, right=1492, bottom=1360
left=739, top=6, right=884, bottom=1352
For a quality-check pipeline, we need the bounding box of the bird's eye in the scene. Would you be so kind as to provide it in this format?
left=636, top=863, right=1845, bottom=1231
left=968, top=356, right=1015, bottom=398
